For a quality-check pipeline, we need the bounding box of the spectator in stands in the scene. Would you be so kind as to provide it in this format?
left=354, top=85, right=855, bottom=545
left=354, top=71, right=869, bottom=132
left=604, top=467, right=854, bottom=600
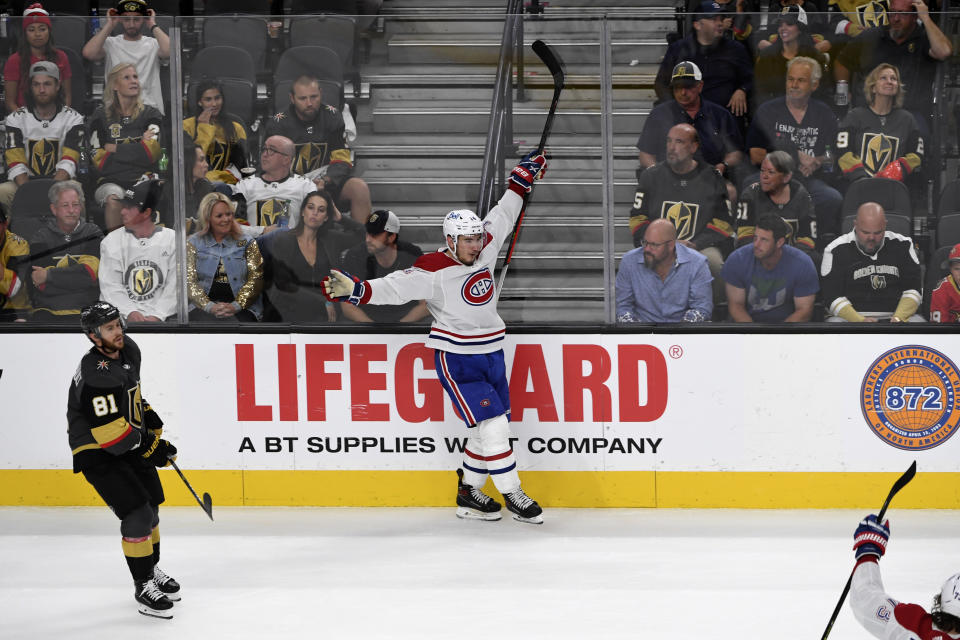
left=756, top=0, right=830, bottom=51
left=752, top=7, right=832, bottom=108
left=616, top=218, right=713, bottom=323
left=722, top=213, right=819, bottom=321
left=0, top=203, right=31, bottom=321
left=98, top=180, right=178, bottom=322
left=655, top=0, right=754, bottom=118
left=28, top=180, right=102, bottom=322
left=834, top=0, right=952, bottom=131
left=258, top=190, right=361, bottom=323
left=339, top=209, right=429, bottom=323
left=836, top=63, right=924, bottom=183
left=264, top=74, right=373, bottom=223
left=821, top=201, right=924, bottom=322
left=929, top=243, right=960, bottom=323
left=186, top=192, right=263, bottom=323
left=182, top=80, right=250, bottom=186
left=629, top=123, right=734, bottom=301
left=736, top=150, right=818, bottom=258
left=88, top=63, right=163, bottom=231
left=82, top=0, right=170, bottom=115
left=746, top=56, right=841, bottom=242
left=3, top=3, right=72, bottom=113
left=681, top=0, right=759, bottom=48
left=0, top=61, right=83, bottom=213
left=232, top=135, right=318, bottom=234
left=637, top=61, right=745, bottom=200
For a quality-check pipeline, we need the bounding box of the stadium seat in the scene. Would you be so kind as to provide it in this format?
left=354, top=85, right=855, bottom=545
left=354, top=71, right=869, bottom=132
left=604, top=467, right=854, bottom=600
left=935, top=180, right=960, bottom=247
left=202, top=0, right=273, bottom=14
left=60, top=47, right=89, bottom=115
left=10, top=178, right=55, bottom=226
left=41, top=0, right=93, bottom=15
left=50, top=15, right=87, bottom=58
left=288, top=15, right=356, bottom=71
left=201, top=15, right=268, bottom=72
left=840, top=178, right=912, bottom=237
left=187, top=46, right=257, bottom=126
left=272, top=45, right=344, bottom=112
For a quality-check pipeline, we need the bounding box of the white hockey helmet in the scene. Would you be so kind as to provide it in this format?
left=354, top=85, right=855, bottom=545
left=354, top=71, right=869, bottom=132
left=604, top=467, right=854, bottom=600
left=940, top=573, right=960, bottom=618
left=443, top=209, right=483, bottom=250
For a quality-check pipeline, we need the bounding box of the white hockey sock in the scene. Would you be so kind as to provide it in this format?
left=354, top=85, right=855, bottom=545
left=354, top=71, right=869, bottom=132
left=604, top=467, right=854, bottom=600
left=477, top=414, right=520, bottom=494
left=461, top=432, right=487, bottom=487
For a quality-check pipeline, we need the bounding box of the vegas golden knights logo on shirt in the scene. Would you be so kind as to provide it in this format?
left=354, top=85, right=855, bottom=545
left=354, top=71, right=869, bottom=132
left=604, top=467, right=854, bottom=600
left=127, top=384, right=144, bottom=428
left=871, top=274, right=887, bottom=290
left=123, top=259, right=164, bottom=302
left=861, top=133, right=900, bottom=175
left=28, top=138, right=59, bottom=176
left=294, top=142, right=328, bottom=174
left=257, top=199, right=290, bottom=225
left=208, top=139, right=229, bottom=171
left=661, top=201, right=700, bottom=241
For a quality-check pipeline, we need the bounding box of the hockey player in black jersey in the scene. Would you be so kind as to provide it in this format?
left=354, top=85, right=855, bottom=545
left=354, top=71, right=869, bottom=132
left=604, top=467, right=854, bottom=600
left=67, top=302, right=181, bottom=618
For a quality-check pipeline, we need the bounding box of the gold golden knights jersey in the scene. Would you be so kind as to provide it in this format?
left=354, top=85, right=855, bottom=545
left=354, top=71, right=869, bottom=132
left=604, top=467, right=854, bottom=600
left=828, top=0, right=888, bottom=36
left=1, top=228, right=30, bottom=312
left=3, top=105, right=84, bottom=180
left=67, top=336, right=148, bottom=472
left=837, top=107, right=923, bottom=180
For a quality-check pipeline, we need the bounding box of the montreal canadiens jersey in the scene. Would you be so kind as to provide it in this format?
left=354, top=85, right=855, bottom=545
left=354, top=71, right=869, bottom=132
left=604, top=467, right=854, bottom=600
left=3, top=105, right=83, bottom=180
left=231, top=173, right=317, bottom=230
left=837, top=107, right=923, bottom=180
left=930, top=275, right=960, bottom=323
left=851, top=559, right=960, bottom=640
left=363, top=190, right=523, bottom=354
left=99, top=226, right=178, bottom=321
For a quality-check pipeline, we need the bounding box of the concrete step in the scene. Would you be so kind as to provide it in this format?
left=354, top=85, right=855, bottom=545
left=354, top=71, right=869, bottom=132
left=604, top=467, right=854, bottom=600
left=382, top=15, right=676, bottom=37
left=358, top=153, right=640, bottom=173
left=360, top=63, right=660, bottom=89
left=370, top=84, right=657, bottom=104
left=386, top=33, right=668, bottom=66
left=369, top=99, right=649, bottom=135
left=352, top=132, right=642, bottom=157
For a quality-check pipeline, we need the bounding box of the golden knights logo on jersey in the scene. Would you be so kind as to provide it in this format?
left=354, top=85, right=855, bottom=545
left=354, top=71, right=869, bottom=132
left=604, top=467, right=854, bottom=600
left=257, top=199, right=291, bottom=226
left=861, top=133, right=900, bottom=176
left=28, top=138, right=59, bottom=176
left=293, top=142, right=328, bottom=174
left=661, top=201, right=700, bottom=241
left=857, top=0, right=888, bottom=27
left=123, top=259, right=165, bottom=302
left=207, top=139, right=229, bottom=171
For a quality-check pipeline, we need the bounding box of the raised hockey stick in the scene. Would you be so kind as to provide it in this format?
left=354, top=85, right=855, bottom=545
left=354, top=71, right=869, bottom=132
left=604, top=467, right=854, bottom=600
left=169, top=458, right=214, bottom=521
left=820, top=460, right=917, bottom=640
left=496, top=39, right=566, bottom=294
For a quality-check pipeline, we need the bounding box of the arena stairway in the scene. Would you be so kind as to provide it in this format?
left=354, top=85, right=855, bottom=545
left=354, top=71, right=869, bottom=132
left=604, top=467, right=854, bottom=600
left=351, top=0, right=677, bottom=322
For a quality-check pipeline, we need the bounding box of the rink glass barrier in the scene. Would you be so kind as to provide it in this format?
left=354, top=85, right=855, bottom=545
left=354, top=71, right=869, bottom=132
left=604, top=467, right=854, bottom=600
left=0, top=9, right=955, bottom=329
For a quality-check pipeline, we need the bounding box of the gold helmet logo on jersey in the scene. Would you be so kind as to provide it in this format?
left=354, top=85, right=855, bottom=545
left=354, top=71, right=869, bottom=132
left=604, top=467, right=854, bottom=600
left=28, top=138, right=58, bottom=176
left=257, top=199, right=289, bottom=225
left=133, top=267, right=155, bottom=296
left=857, top=0, right=888, bottom=27
left=209, top=140, right=228, bottom=171
left=863, top=133, right=899, bottom=175
left=294, top=142, right=326, bottom=174
left=661, top=201, right=699, bottom=241
left=871, top=274, right=887, bottom=290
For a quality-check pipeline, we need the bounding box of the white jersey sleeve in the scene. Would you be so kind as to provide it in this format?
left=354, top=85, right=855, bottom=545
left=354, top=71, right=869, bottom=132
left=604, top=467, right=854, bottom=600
left=850, top=560, right=940, bottom=640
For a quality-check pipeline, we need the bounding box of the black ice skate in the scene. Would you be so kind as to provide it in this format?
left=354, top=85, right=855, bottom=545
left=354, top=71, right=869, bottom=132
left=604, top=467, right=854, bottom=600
left=153, top=566, right=181, bottom=601
left=456, top=469, right=502, bottom=521
left=135, top=579, right=174, bottom=619
left=504, top=487, right=543, bottom=524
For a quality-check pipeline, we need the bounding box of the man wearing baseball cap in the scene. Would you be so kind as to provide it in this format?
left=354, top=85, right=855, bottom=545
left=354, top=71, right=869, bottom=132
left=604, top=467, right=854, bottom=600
left=82, top=0, right=170, bottom=115
left=930, top=244, right=960, bottom=323
left=638, top=60, right=745, bottom=198
left=0, top=60, right=84, bottom=211
left=655, top=0, right=753, bottom=118
left=339, top=209, right=429, bottom=323
left=98, top=180, right=179, bottom=322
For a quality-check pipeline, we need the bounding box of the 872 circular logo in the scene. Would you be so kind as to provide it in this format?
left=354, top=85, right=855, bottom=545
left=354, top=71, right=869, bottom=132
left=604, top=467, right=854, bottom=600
left=861, top=345, right=960, bottom=451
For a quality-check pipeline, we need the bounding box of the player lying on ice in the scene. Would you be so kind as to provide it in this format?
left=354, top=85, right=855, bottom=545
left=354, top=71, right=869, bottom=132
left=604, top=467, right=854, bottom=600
left=323, top=151, right=547, bottom=524
left=850, top=514, right=960, bottom=639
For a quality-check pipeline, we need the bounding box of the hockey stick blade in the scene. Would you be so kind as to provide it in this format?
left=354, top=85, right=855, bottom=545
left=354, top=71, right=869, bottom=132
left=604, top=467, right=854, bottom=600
left=169, top=458, right=214, bottom=521
left=820, top=460, right=916, bottom=640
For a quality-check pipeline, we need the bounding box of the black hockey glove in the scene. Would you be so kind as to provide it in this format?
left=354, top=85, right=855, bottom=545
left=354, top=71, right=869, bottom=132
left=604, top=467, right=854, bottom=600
left=144, top=405, right=164, bottom=436
left=138, top=433, right=178, bottom=468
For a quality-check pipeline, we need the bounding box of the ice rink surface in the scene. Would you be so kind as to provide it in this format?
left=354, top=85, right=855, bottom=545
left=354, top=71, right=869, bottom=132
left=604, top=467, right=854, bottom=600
left=1, top=506, right=956, bottom=639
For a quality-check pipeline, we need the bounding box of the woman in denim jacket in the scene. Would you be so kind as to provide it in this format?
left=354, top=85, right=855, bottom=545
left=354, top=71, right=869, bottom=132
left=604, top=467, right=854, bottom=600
left=186, top=192, right=263, bottom=322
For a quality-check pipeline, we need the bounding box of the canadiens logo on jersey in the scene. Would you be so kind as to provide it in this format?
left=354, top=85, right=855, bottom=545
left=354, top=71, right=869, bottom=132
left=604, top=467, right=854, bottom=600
left=861, top=133, right=900, bottom=175
left=28, top=138, right=59, bottom=176
left=256, top=199, right=290, bottom=226
left=461, top=268, right=495, bottom=306
left=123, top=259, right=165, bottom=302
left=293, top=142, right=328, bottom=174
left=661, top=201, right=700, bottom=241
left=860, top=345, right=960, bottom=451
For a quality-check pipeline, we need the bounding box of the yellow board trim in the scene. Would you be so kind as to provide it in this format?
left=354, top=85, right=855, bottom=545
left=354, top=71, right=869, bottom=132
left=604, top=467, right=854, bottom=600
left=1, top=470, right=956, bottom=508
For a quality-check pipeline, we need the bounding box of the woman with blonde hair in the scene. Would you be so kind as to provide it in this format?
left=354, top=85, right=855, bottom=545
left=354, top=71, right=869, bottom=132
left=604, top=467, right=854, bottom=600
left=88, top=63, right=163, bottom=230
left=186, top=192, right=264, bottom=322
left=836, top=63, right=924, bottom=183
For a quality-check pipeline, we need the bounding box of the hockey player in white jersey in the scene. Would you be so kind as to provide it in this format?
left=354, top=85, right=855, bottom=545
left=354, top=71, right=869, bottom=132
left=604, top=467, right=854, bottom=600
left=849, top=514, right=960, bottom=639
left=323, top=151, right=547, bottom=524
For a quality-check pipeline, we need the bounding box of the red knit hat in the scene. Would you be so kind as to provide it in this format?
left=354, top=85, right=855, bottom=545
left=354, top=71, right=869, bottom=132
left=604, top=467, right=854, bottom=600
left=23, top=3, right=52, bottom=31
